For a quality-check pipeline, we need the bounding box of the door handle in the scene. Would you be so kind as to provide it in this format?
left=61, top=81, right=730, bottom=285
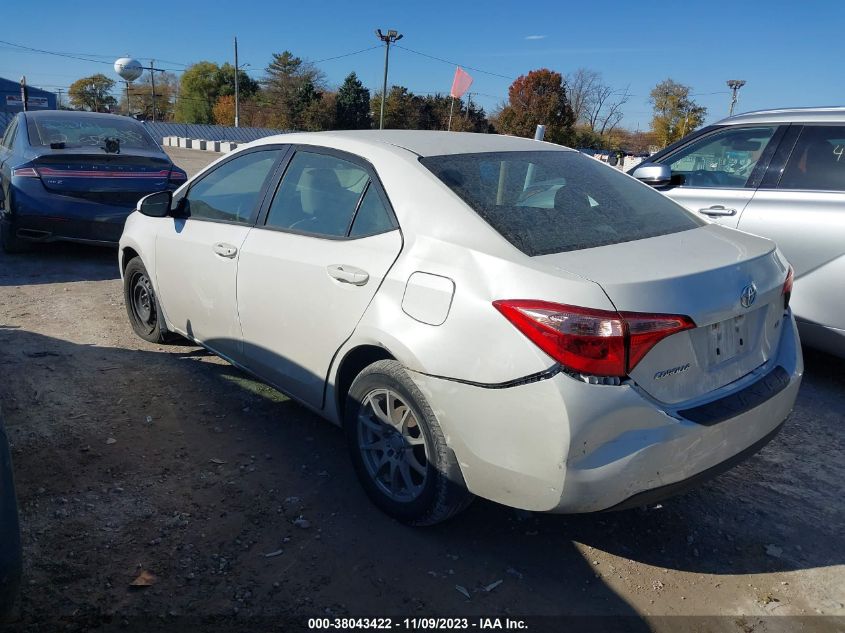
left=212, top=242, right=238, bottom=258
left=699, top=205, right=737, bottom=217
left=327, top=264, right=369, bottom=286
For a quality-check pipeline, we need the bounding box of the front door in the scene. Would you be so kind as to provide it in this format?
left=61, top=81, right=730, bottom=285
left=237, top=148, right=402, bottom=409
left=655, top=125, right=781, bottom=228
left=155, top=147, right=284, bottom=361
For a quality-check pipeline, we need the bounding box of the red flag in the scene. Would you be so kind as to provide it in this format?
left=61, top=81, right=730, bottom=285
left=450, top=67, right=473, bottom=99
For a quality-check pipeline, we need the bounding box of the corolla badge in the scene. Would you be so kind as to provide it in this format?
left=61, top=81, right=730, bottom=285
left=740, top=283, right=757, bottom=309
left=654, top=363, right=691, bottom=381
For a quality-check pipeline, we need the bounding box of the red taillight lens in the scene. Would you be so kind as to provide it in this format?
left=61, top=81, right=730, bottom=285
left=168, top=170, right=187, bottom=184
left=493, top=300, right=695, bottom=377
left=782, top=265, right=794, bottom=309
left=623, top=312, right=697, bottom=370
left=12, top=167, right=39, bottom=178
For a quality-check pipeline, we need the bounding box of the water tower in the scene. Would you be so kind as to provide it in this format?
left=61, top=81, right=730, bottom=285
left=114, top=57, right=143, bottom=115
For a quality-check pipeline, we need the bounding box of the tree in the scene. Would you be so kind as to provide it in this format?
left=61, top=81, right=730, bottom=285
left=567, top=68, right=629, bottom=137
left=212, top=95, right=236, bottom=126
left=370, top=86, right=419, bottom=129
left=174, top=61, right=223, bottom=124
left=493, top=69, right=575, bottom=145
left=335, top=72, right=371, bottom=130
left=121, top=72, right=178, bottom=120
left=650, top=79, right=707, bottom=147
left=216, top=63, right=259, bottom=99
left=261, top=51, right=326, bottom=129
left=68, top=74, right=117, bottom=112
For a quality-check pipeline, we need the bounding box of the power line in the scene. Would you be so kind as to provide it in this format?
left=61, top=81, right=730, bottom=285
left=394, top=44, right=515, bottom=81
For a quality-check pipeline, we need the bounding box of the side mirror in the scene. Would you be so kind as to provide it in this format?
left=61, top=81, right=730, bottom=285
left=631, top=163, right=672, bottom=187
left=138, top=190, right=172, bottom=218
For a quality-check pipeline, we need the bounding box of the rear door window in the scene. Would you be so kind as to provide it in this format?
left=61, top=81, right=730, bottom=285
left=265, top=151, right=370, bottom=238
left=1, top=119, right=18, bottom=149
left=185, top=149, right=282, bottom=224
left=420, top=150, right=704, bottom=256
left=662, top=126, right=777, bottom=188
left=777, top=125, right=845, bottom=192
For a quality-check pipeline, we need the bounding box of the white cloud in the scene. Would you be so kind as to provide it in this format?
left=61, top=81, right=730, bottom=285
left=524, top=35, right=547, bottom=40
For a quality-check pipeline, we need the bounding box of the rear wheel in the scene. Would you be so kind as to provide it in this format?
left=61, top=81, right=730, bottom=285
left=345, top=360, right=473, bottom=525
left=0, top=220, right=29, bottom=254
left=124, top=256, right=168, bottom=344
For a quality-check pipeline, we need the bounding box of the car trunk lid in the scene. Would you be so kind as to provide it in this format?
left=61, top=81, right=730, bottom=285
left=535, top=224, right=789, bottom=404
left=33, top=148, right=173, bottom=204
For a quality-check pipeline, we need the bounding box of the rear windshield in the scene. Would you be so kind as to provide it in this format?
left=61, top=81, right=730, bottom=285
left=420, top=150, right=704, bottom=256
left=27, top=114, right=158, bottom=150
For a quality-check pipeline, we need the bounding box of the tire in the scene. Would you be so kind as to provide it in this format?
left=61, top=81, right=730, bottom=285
left=124, top=256, right=169, bottom=344
left=0, top=220, right=29, bottom=254
left=345, top=360, right=473, bottom=526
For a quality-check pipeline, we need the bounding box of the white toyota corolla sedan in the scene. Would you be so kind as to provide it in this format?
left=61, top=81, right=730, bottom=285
left=119, top=131, right=802, bottom=525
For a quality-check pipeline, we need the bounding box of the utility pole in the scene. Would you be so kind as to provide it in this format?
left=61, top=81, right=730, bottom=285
left=90, top=82, right=98, bottom=112
left=234, top=36, right=240, bottom=127
left=150, top=60, right=157, bottom=122
left=375, top=29, right=403, bottom=129
left=726, top=79, right=746, bottom=116
left=20, top=76, right=28, bottom=111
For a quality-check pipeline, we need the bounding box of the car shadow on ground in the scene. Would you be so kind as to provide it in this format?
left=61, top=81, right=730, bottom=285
left=0, top=328, right=841, bottom=627
left=0, top=243, right=118, bottom=287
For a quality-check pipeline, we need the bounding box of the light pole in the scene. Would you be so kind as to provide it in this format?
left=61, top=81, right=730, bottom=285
left=375, top=29, right=403, bottom=129
left=234, top=36, right=240, bottom=127
left=726, top=79, right=746, bottom=116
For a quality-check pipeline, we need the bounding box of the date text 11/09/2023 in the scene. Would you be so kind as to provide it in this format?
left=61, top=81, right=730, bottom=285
left=307, top=617, right=528, bottom=630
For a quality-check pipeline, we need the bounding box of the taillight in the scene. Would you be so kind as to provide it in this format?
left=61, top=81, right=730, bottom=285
left=12, top=167, right=39, bottom=178
left=493, top=300, right=695, bottom=377
left=782, top=265, right=794, bottom=309
left=168, top=170, right=187, bottom=185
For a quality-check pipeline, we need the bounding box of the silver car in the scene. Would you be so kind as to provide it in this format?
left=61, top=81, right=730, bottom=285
left=631, top=107, right=845, bottom=357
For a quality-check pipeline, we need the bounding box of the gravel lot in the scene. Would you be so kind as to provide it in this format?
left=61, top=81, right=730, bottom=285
left=0, top=148, right=842, bottom=632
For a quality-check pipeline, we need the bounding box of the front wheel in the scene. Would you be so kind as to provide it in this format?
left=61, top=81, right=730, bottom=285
left=124, top=256, right=168, bottom=344
left=345, top=360, right=473, bottom=526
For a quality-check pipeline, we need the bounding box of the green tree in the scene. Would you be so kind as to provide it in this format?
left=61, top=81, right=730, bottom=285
left=174, top=61, right=222, bottom=124
left=417, top=94, right=488, bottom=132
left=649, top=78, right=707, bottom=147
left=493, top=68, right=575, bottom=145
left=370, top=86, right=419, bottom=129
left=261, top=51, right=325, bottom=129
left=335, top=72, right=371, bottom=130
left=216, top=63, right=259, bottom=99
left=68, top=74, right=117, bottom=112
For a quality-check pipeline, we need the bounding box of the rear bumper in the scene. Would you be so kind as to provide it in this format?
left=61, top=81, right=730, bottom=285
left=410, top=311, right=803, bottom=513
left=0, top=408, right=21, bottom=620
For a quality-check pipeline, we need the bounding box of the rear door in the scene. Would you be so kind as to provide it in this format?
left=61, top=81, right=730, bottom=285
left=155, top=146, right=286, bottom=361
left=237, top=147, right=402, bottom=409
left=653, top=125, right=783, bottom=227
left=739, top=123, right=845, bottom=331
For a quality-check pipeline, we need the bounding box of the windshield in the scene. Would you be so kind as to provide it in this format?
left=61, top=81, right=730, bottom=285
left=27, top=114, right=158, bottom=150
left=420, top=150, right=704, bottom=256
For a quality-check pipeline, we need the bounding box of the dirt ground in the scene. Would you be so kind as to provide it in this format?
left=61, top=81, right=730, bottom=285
left=0, top=149, right=842, bottom=633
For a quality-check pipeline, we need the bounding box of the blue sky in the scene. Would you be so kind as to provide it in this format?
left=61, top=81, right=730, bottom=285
left=2, top=0, right=843, bottom=130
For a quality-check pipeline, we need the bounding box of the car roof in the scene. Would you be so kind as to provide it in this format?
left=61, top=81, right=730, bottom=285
left=716, top=106, right=845, bottom=126
left=252, top=129, right=572, bottom=157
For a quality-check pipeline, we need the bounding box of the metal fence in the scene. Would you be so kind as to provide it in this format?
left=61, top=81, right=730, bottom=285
left=0, top=114, right=287, bottom=144
left=143, top=122, right=288, bottom=143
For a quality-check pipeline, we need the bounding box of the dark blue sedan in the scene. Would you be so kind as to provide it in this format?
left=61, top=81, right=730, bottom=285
left=0, top=111, right=187, bottom=252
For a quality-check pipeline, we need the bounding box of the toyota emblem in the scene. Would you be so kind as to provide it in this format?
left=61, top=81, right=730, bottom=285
left=740, top=283, right=757, bottom=308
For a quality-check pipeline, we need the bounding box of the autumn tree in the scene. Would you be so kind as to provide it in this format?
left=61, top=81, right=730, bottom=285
left=650, top=79, right=707, bottom=147
left=494, top=69, right=575, bottom=145
left=261, top=51, right=326, bottom=129
left=121, top=72, right=178, bottom=120
left=335, top=72, right=371, bottom=130
left=68, top=74, right=116, bottom=112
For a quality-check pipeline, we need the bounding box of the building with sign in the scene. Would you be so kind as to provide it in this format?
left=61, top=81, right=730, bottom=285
left=1, top=77, right=57, bottom=114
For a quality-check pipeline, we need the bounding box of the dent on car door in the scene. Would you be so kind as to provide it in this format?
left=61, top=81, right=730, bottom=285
left=237, top=148, right=402, bottom=409
left=154, top=147, right=285, bottom=360
left=739, top=124, right=845, bottom=332
left=654, top=125, right=783, bottom=228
